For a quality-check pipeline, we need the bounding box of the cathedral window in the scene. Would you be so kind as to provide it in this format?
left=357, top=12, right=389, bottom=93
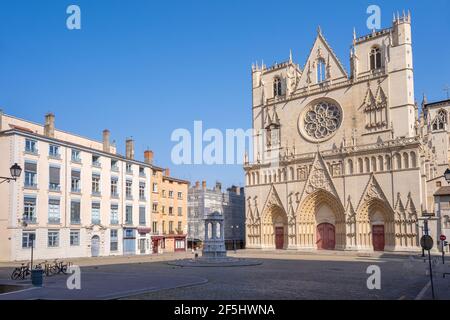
left=300, top=100, right=342, bottom=142
left=431, top=109, right=447, bottom=131
left=385, top=155, right=391, bottom=171
left=394, top=153, right=402, bottom=170
left=317, top=58, right=326, bottom=83
left=378, top=156, right=384, bottom=171
left=273, top=77, right=283, bottom=97
left=265, top=124, right=280, bottom=149
left=369, top=46, right=382, bottom=71
left=358, top=158, right=364, bottom=174
left=364, top=158, right=370, bottom=173
left=403, top=153, right=409, bottom=169
left=371, top=157, right=377, bottom=172
left=347, top=159, right=353, bottom=175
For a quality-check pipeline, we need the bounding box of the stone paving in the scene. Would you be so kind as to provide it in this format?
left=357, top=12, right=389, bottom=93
left=0, top=250, right=449, bottom=300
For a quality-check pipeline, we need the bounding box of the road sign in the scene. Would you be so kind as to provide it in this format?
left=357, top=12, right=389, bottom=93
left=421, top=235, right=434, bottom=250
left=440, top=235, right=447, bottom=241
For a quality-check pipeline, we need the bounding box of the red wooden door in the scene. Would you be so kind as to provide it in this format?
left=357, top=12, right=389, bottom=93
left=275, top=227, right=284, bottom=249
left=316, top=223, right=336, bottom=250
left=372, top=225, right=385, bottom=251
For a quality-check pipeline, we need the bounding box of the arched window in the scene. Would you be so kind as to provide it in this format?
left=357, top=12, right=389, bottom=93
left=378, top=156, right=384, bottom=171
left=385, top=155, right=391, bottom=171
left=256, top=172, right=260, bottom=185
left=273, top=77, right=282, bottom=97
left=317, top=58, right=326, bottom=83
left=290, top=167, right=295, bottom=180
left=394, top=153, right=402, bottom=170
left=358, top=158, right=364, bottom=173
left=370, top=46, right=382, bottom=70
left=432, top=109, right=447, bottom=131
left=371, top=156, right=377, bottom=172
left=410, top=152, right=417, bottom=168
left=364, top=157, right=370, bottom=173
left=403, top=153, right=409, bottom=169
left=347, top=159, right=353, bottom=175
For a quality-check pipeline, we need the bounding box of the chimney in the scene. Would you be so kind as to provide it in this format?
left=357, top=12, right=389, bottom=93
left=44, top=113, right=55, bottom=137
left=125, top=138, right=135, bottom=159
left=144, top=150, right=154, bottom=164
left=202, top=180, right=207, bottom=191
left=195, top=181, right=200, bottom=190
left=102, top=129, right=111, bottom=152
left=165, top=168, right=170, bottom=177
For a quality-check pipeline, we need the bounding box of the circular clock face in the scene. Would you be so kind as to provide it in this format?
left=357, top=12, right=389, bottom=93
left=299, top=99, right=342, bottom=142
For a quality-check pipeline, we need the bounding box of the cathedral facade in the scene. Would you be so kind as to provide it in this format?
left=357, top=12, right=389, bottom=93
left=244, top=13, right=449, bottom=252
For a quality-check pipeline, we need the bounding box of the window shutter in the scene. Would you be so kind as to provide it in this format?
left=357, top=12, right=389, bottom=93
left=25, top=162, right=37, bottom=172
left=49, top=167, right=60, bottom=184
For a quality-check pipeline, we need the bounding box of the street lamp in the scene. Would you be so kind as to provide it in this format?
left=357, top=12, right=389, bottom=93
left=0, top=163, right=22, bottom=184
left=444, top=168, right=450, bottom=184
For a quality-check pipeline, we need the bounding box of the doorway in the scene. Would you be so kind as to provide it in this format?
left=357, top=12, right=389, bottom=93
left=275, top=227, right=284, bottom=249
left=316, top=223, right=335, bottom=250
left=372, top=225, right=385, bottom=251
left=140, top=239, right=146, bottom=254
left=91, top=235, right=100, bottom=257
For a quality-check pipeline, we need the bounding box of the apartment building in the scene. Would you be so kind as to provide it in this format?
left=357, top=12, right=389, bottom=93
left=187, top=181, right=245, bottom=249
left=0, top=111, right=184, bottom=261
left=150, top=166, right=189, bottom=253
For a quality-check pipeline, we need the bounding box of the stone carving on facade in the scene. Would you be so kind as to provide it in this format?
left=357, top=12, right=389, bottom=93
left=345, top=196, right=357, bottom=246
left=356, top=174, right=392, bottom=219
left=362, top=84, right=388, bottom=131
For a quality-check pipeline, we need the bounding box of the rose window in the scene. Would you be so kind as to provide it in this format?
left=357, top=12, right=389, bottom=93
left=300, top=101, right=342, bottom=141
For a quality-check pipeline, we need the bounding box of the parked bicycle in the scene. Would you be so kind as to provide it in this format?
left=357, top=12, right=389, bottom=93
left=10, top=263, right=31, bottom=280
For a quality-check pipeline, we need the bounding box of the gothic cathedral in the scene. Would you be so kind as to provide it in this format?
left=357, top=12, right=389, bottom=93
left=244, top=12, right=449, bottom=252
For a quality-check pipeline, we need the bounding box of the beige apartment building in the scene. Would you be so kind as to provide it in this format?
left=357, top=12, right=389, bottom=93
left=150, top=166, right=189, bottom=253
left=244, top=13, right=449, bottom=252
left=0, top=111, right=186, bottom=261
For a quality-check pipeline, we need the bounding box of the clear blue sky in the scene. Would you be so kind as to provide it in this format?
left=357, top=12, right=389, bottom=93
left=1, top=0, right=449, bottom=188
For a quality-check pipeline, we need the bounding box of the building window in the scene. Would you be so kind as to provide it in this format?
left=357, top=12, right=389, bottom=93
left=91, top=202, right=101, bottom=224
left=111, top=160, right=119, bottom=171
left=169, top=207, right=173, bottom=215
left=71, top=169, right=81, bottom=192
left=152, top=203, right=158, bottom=213
left=125, top=206, right=133, bottom=225
left=317, top=58, right=326, bottom=83
left=24, top=161, right=37, bottom=188
left=169, top=190, right=173, bottom=198
left=110, top=230, right=118, bottom=251
left=111, top=177, right=118, bottom=197
left=162, top=206, right=165, bottom=214
left=177, top=221, right=182, bottom=233
left=126, top=180, right=133, bottom=199
left=49, top=166, right=61, bottom=191
left=70, top=201, right=81, bottom=224
left=126, top=163, right=132, bottom=174
left=139, top=206, right=146, bottom=225
left=175, top=239, right=185, bottom=250
left=23, top=196, right=37, bottom=223
left=25, top=139, right=38, bottom=154
left=152, top=183, right=158, bottom=193
left=139, top=167, right=145, bottom=177
left=110, top=204, right=119, bottom=225
left=152, top=222, right=158, bottom=234
left=92, top=174, right=101, bottom=195
left=92, top=155, right=101, bottom=167
left=22, top=231, right=36, bottom=248
left=71, top=149, right=81, bottom=162
left=162, top=189, right=166, bottom=198
left=48, top=230, right=59, bottom=247
left=273, top=77, right=282, bottom=97
left=177, top=192, right=183, bottom=200
left=169, top=221, right=174, bottom=234
left=48, top=198, right=61, bottom=224
left=139, top=182, right=146, bottom=200
left=49, top=145, right=60, bottom=158
left=370, top=46, right=382, bottom=70
left=162, top=221, right=166, bottom=234
left=177, top=207, right=182, bottom=216
left=70, top=230, right=80, bottom=246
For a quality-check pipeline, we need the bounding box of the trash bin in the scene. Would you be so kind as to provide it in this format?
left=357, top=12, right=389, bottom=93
left=31, top=269, right=44, bottom=287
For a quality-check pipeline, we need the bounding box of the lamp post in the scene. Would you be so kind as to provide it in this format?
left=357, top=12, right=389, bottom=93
left=0, top=163, right=22, bottom=184
left=444, top=168, right=450, bottom=184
